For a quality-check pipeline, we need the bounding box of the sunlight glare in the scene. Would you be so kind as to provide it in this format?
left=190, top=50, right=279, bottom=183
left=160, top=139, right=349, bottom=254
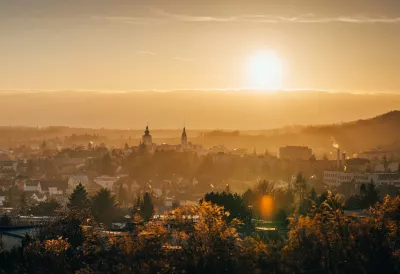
left=260, top=195, right=274, bottom=218
left=246, top=51, right=283, bottom=91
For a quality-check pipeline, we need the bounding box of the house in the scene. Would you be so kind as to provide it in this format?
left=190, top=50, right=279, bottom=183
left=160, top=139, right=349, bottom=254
left=40, top=180, right=68, bottom=196
left=16, top=161, right=28, bottom=173
left=23, top=180, right=42, bottom=192
left=30, top=192, right=47, bottom=202
left=68, top=175, right=90, bottom=190
left=93, top=175, right=119, bottom=190
left=0, top=196, right=6, bottom=206
left=0, top=160, right=17, bottom=173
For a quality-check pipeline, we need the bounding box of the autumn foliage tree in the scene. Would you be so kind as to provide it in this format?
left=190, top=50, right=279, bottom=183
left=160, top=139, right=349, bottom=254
left=284, top=193, right=400, bottom=273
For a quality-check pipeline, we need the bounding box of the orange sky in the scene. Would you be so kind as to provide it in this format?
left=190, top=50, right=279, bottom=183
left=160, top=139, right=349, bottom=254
left=1, top=0, right=400, bottom=92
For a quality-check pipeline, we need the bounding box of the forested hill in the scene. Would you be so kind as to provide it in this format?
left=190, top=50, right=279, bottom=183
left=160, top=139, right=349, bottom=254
left=198, top=111, right=400, bottom=156
left=259, top=110, right=400, bottom=155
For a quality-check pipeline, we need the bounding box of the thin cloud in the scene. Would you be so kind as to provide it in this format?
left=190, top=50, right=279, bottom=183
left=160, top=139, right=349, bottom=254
left=137, top=50, right=157, bottom=56
left=146, top=8, right=400, bottom=24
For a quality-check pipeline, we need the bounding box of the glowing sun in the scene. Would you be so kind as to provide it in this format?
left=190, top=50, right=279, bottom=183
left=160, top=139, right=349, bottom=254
left=246, top=51, right=283, bottom=91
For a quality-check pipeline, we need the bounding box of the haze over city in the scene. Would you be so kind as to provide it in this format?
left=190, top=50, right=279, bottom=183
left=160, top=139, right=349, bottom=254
left=0, top=2, right=399, bottom=274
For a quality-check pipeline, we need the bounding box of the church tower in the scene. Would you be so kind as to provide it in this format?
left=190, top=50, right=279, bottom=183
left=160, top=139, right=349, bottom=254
left=142, top=126, right=153, bottom=147
left=181, top=127, right=188, bottom=149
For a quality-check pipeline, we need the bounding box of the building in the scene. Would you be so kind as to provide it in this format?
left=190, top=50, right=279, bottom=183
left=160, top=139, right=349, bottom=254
left=23, top=180, right=42, bottom=192
left=358, top=149, right=399, bottom=161
left=30, top=193, right=47, bottom=202
left=324, top=171, right=400, bottom=188
left=181, top=127, right=188, bottom=149
left=142, top=126, right=153, bottom=148
left=93, top=175, right=120, bottom=190
left=279, top=146, right=312, bottom=160
left=324, top=171, right=368, bottom=188
left=40, top=180, right=68, bottom=196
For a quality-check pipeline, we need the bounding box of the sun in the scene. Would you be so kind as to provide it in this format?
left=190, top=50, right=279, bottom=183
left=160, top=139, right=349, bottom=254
left=246, top=51, right=283, bottom=91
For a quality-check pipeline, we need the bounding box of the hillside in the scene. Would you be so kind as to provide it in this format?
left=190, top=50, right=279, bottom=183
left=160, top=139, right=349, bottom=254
left=196, top=111, right=400, bottom=156
left=0, top=106, right=399, bottom=157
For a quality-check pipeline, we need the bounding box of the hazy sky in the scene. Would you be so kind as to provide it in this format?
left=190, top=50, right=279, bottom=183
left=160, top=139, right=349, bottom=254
left=1, top=0, right=400, bottom=92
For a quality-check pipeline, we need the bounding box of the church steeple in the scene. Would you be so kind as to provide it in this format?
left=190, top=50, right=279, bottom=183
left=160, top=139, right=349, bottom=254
left=181, top=127, right=187, bottom=138
left=181, top=127, right=188, bottom=148
left=142, top=125, right=153, bottom=147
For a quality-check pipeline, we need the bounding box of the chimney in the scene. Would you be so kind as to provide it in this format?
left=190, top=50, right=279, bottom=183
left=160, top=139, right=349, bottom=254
left=342, top=152, right=346, bottom=168
left=337, top=148, right=341, bottom=169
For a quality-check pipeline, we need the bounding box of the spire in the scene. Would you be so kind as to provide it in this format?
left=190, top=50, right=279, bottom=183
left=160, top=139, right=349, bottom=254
left=145, top=125, right=150, bottom=135
left=181, top=127, right=188, bottom=149
left=181, top=127, right=187, bottom=139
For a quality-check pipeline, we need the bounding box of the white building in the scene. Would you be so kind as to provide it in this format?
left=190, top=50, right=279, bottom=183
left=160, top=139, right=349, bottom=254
left=324, top=171, right=400, bottom=188
left=23, top=181, right=42, bottom=192
left=93, top=175, right=119, bottom=190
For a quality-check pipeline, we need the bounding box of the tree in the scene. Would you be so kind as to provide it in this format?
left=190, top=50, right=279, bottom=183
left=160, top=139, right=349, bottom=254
left=91, top=188, right=117, bottom=225
left=274, top=209, right=288, bottom=228
left=30, top=200, right=61, bottom=216
left=347, top=182, right=380, bottom=210
left=303, top=187, right=318, bottom=213
left=284, top=194, right=400, bottom=274
left=172, top=199, right=180, bottom=209
left=338, top=180, right=355, bottom=198
left=0, top=214, right=12, bottom=226
left=132, top=195, right=142, bottom=217
left=360, top=182, right=380, bottom=208
left=294, top=173, right=308, bottom=214
left=7, top=186, right=14, bottom=207
left=140, top=192, right=154, bottom=222
left=118, top=185, right=127, bottom=205
left=19, top=192, right=27, bottom=215
left=68, top=183, right=90, bottom=211
left=309, top=188, right=318, bottom=202
left=98, top=153, right=114, bottom=176
left=255, top=180, right=271, bottom=197
left=203, top=191, right=252, bottom=230
left=27, top=159, right=36, bottom=176
left=242, top=188, right=255, bottom=207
